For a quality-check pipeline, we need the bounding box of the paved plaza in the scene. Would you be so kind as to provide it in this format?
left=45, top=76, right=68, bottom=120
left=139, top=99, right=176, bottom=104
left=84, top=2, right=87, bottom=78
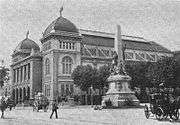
left=0, top=105, right=180, bottom=125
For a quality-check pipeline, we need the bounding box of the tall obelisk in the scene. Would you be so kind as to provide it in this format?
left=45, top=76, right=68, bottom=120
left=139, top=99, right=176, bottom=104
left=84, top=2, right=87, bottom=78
left=115, top=25, right=123, bottom=63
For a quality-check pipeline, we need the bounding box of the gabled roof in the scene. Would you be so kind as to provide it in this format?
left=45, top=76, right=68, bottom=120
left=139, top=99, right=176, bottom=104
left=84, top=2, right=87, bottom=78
left=80, top=30, right=171, bottom=53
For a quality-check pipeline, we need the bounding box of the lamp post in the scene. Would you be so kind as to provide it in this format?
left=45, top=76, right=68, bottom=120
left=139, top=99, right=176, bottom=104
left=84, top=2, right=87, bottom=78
left=90, top=85, right=93, bottom=107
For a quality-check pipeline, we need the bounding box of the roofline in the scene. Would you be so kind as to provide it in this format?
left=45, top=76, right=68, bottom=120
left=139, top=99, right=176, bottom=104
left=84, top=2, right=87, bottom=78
left=79, top=29, right=148, bottom=43
left=40, top=31, right=82, bottom=43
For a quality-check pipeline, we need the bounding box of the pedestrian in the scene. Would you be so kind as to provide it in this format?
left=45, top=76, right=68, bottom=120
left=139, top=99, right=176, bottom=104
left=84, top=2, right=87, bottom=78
left=159, top=83, right=166, bottom=98
left=0, top=96, right=6, bottom=118
left=50, top=100, right=58, bottom=119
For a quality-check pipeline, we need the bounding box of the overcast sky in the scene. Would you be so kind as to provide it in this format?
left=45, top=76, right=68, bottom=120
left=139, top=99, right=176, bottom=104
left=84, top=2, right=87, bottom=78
left=0, top=0, right=180, bottom=67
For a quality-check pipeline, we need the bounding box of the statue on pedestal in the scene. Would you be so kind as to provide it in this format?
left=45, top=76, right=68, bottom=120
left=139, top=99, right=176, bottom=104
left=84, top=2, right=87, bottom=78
left=102, top=25, right=139, bottom=107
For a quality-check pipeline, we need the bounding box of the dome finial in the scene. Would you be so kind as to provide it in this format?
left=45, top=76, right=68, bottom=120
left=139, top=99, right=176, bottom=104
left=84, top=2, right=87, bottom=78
left=59, top=6, right=63, bottom=17
left=26, top=30, right=29, bottom=38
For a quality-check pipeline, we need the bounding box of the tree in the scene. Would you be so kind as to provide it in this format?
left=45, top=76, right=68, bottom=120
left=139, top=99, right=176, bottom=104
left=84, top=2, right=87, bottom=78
left=0, top=66, right=9, bottom=87
left=97, top=65, right=111, bottom=89
left=71, top=65, right=98, bottom=92
left=71, top=64, right=112, bottom=93
left=126, top=62, right=151, bottom=89
left=147, top=57, right=177, bottom=87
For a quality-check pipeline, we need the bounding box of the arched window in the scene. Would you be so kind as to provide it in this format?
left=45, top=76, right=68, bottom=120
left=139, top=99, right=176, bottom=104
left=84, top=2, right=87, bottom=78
left=45, top=58, right=50, bottom=75
left=62, top=56, right=73, bottom=74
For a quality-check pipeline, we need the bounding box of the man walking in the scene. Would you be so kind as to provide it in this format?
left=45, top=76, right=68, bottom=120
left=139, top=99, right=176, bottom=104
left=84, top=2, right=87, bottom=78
left=50, top=100, right=58, bottom=119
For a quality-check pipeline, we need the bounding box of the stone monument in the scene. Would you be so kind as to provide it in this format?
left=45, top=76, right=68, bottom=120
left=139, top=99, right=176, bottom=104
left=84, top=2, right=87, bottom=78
left=102, top=25, right=139, bottom=107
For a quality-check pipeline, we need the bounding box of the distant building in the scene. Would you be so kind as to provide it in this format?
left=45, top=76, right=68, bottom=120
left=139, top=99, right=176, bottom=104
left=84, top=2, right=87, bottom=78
left=10, top=8, right=173, bottom=103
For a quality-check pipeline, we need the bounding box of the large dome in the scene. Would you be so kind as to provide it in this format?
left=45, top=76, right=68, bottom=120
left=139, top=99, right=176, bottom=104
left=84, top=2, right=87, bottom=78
left=14, top=37, right=40, bottom=53
left=43, top=15, right=79, bottom=36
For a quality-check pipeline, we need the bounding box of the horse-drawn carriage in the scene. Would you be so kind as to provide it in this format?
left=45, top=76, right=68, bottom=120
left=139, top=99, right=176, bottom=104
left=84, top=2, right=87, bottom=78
left=33, top=93, right=49, bottom=112
left=144, top=90, right=180, bottom=121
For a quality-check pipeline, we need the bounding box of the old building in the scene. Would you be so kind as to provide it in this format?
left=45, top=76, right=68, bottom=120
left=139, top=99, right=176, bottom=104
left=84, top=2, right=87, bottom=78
left=11, top=9, right=173, bottom=103
left=11, top=32, right=42, bottom=103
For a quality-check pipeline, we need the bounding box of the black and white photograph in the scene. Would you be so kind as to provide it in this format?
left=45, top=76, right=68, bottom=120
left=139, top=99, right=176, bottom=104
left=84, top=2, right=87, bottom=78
left=0, top=0, right=180, bottom=125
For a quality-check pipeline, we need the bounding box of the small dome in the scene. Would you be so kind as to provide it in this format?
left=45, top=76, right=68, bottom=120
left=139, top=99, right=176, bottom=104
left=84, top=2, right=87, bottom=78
left=14, top=37, right=40, bottom=53
left=43, top=8, right=79, bottom=36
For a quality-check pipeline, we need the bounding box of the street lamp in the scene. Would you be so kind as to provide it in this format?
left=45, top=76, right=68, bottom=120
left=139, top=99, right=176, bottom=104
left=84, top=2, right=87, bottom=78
left=90, top=85, right=93, bottom=107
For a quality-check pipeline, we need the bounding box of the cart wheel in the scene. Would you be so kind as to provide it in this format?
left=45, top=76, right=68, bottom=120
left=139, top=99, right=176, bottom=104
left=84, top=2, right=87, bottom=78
left=170, top=108, right=179, bottom=121
left=144, top=105, right=150, bottom=119
left=155, top=107, right=164, bottom=121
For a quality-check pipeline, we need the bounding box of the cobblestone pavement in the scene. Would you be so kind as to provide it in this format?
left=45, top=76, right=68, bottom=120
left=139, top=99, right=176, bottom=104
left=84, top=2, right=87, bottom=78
left=0, top=106, right=179, bottom=125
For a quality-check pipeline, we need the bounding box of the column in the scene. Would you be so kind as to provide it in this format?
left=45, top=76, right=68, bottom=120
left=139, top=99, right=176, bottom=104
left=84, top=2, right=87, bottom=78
left=26, top=65, right=28, bottom=80
left=18, top=68, right=20, bottom=83
left=22, top=66, right=24, bottom=82
left=15, top=69, right=17, bottom=83
left=24, top=65, right=26, bottom=81
left=19, top=67, right=22, bottom=82
left=16, top=68, right=19, bottom=84
left=22, top=88, right=24, bottom=102
left=26, top=87, right=28, bottom=100
left=28, top=63, right=30, bottom=80
left=17, top=69, right=19, bottom=83
left=14, top=89, right=16, bottom=104
left=21, top=67, right=23, bottom=82
left=17, top=89, right=19, bottom=103
left=14, top=69, right=16, bottom=83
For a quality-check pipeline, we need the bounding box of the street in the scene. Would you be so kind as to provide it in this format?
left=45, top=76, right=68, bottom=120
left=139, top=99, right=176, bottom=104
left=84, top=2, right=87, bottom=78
left=0, top=106, right=180, bottom=125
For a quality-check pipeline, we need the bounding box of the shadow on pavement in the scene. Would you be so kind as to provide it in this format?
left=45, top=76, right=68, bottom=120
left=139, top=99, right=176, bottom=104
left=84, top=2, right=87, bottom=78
left=57, top=117, right=114, bottom=125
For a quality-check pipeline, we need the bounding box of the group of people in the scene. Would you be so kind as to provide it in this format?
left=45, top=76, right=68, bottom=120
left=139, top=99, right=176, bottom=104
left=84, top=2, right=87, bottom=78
left=0, top=94, right=59, bottom=119
left=157, top=83, right=180, bottom=115
left=0, top=96, right=15, bottom=118
left=159, top=83, right=180, bottom=100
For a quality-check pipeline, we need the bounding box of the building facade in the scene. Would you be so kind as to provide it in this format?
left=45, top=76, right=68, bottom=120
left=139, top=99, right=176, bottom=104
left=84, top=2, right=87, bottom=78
left=11, top=33, right=42, bottom=103
left=11, top=9, right=173, bottom=103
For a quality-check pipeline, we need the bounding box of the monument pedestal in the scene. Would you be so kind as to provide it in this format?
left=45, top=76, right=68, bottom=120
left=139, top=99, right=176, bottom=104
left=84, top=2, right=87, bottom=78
left=102, top=74, right=139, bottom=107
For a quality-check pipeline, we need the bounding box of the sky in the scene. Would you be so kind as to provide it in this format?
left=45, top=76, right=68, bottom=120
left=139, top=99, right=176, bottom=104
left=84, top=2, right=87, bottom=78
left=0, top=0, right=180, bottom=67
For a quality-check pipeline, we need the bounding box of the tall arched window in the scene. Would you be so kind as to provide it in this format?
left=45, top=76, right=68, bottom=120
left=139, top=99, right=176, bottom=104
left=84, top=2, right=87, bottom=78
left=45, top=58, right=50, bottom=75
left=62, top=56, right=73, bottom=74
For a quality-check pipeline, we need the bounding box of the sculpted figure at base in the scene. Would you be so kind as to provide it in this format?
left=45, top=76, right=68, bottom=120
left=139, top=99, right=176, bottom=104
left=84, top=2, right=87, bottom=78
left=111, top=44, right=127, bottom=75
